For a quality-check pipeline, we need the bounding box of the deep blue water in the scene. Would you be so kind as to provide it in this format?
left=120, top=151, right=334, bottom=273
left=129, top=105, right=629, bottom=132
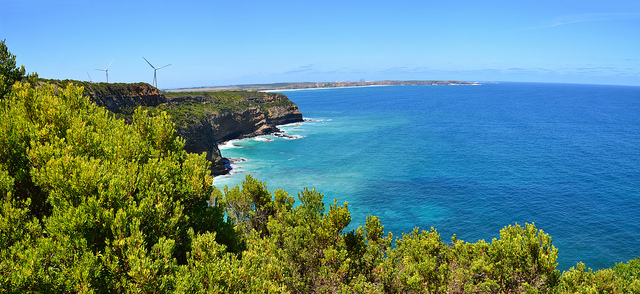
left=214, top=82, right=640, bottom=271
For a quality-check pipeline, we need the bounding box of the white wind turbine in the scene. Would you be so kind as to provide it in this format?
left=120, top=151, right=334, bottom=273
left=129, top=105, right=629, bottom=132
left=95, top=60, right=113, bottom=83
left=87, top=72, right=95, bottom=83
left=143, top=57, right=171, bottom=89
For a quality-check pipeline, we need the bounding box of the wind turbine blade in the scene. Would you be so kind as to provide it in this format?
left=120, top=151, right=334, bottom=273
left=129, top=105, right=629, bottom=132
left=106, top=60, right=113, bottom=70
left=156, top=64, right=172, bottom=70
left=142, top=56, right=155, bottom=69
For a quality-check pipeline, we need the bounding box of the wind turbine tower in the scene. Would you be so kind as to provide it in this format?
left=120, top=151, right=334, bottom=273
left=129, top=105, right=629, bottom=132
left=95, top=60, right=113, bottom=83
left=143, top=57, right=171, bottom=89
left=87, top=72, right=95, bottom=83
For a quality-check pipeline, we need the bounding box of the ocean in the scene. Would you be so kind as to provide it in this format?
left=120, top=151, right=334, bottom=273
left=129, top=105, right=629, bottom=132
left=213, top=82, right=640, bottom=271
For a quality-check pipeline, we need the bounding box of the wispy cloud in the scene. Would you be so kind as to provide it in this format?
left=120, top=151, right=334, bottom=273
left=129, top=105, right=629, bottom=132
left=284, top=64, right=316, bottom=75
left=499, top=66, right=638, bottom=76
left=281, top=65, right=363, bottom=78
left=379, top=65, right=639, bottom=78
left=529, top=13, right=640, bottom=30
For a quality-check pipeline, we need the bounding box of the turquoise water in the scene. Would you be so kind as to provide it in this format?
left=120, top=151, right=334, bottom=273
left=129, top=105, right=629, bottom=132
left=214, top=83, right=640, bottom=271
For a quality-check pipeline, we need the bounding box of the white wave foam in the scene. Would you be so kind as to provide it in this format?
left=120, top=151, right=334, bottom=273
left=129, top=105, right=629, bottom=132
left=272, top=133, right=305, bottom=140
left=278, top=122, right=304, bottom=127
left=254, top=136, right=274, bottom=142
left=219, top=140, right=241, bottom=149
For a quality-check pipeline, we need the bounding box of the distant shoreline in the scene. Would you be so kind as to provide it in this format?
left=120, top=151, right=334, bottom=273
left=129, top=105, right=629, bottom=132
left=166, top=80, right=484, bottom=93
left=263, top=84, right=391, bottom=92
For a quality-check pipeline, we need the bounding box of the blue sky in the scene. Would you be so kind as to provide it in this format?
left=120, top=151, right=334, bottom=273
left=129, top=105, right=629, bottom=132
left=2, top=0, right=639, bottom=88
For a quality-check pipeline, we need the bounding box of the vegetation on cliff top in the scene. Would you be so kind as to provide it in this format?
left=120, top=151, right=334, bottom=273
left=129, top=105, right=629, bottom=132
left=42, top=79, right=154, bottom=95
left=157, top=91, right=297, bottom=128
left=164, top=90, right=296, bottom=111
left=1, top=40, right=639, bottom=293
left=41, top=79, right=163, bottom=106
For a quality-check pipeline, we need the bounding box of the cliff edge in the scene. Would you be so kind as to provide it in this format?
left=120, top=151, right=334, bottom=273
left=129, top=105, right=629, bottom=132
left=47, top=80, right=304, bottom=174
left=161, top=91, right=303, bottom=174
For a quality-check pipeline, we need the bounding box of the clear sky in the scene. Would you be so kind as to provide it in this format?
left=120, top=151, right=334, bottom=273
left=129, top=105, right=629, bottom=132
left=2, top=0, right=639, bottom=88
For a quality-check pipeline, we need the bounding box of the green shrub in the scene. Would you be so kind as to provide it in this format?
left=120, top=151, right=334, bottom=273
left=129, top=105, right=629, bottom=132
left=0, top=82, right=238, bottom=292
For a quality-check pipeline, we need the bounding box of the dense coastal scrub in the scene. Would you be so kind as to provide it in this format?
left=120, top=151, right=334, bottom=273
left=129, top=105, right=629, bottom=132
left=0, top=82, right=241, bottom=291
left=1, top=42, right=639, bottom=293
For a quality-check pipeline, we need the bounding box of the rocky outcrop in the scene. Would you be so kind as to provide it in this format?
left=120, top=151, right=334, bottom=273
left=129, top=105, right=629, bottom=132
left=174, top=106, right=282, bottom=175
left=167, top=93, right=303, bottom=174
left=206, top=106, right=279, bottom=142
left=175, top=118, right=229, bottom=175
left=266, top=104, right=305, bottom=126
left=77, top=82, right=303, bottom=175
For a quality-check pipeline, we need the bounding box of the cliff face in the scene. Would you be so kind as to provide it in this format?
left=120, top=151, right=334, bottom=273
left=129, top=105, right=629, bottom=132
left=79, top=82, right=303, bottom=175
left=175, top=118, right=228, bottom=175
left=266, top=104, right=305, bottom=126
left=206, top=106, right=278, bottom=142
left=165, top=92, right=303, bottom=174
left=175, top=106, right=288, bottom=175
left=84, top=83, right=167, bottom=113
left=45, top=80, right=166, bottom=113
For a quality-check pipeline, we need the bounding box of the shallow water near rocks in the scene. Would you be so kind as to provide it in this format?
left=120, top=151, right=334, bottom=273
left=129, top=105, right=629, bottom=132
left=214, top=83, right=640, bottom=271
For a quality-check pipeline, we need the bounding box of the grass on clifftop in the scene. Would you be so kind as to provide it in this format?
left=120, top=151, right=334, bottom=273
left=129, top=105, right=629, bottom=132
left=160, top=91, right=295, bottom=127
left=40, top=78, right=156, bottom=97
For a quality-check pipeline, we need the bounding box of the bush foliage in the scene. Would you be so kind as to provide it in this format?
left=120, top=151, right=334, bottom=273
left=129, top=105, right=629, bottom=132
left=1, top=42, right=639, bottom=293
left=0, top=82, right=239, bottom=292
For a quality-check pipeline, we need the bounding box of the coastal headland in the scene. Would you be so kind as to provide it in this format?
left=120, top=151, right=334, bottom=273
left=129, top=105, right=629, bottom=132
left=42, top=79, right=484, bottom=174
left=167, top=80, right=481, bottom=92
left=44, top=79, right=304, bottom=174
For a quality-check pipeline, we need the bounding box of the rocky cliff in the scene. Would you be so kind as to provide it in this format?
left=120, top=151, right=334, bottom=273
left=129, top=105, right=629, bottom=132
left=65, top=81, right=304, bottom=175
left=173, top=106, right=278, bottom=175
left=44, top=80, right=167, bottom=113
left=83, top=83, right=167, bottom=113
left=162, top=92, right=303, bottom=174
